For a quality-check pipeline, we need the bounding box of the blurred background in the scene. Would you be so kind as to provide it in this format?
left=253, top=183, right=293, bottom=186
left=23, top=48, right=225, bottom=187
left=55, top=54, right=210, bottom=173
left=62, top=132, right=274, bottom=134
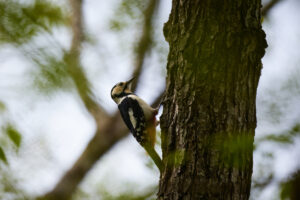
left=0, top=0, right=299, bottom=199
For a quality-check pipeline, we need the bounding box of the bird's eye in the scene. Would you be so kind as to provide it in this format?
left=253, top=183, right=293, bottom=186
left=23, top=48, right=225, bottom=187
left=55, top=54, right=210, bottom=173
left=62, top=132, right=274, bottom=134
left=119, top=83, right=124, bottom=86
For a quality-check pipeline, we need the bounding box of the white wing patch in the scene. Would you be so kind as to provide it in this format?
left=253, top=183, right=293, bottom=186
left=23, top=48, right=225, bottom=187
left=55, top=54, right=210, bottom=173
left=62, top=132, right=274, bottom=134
left=128, top=108, right=137, bottom=128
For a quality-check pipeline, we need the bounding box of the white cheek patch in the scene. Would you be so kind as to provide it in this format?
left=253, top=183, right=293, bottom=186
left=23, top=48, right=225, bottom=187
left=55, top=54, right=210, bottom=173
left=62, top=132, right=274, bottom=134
left=128, top=108, right=137, bottom=128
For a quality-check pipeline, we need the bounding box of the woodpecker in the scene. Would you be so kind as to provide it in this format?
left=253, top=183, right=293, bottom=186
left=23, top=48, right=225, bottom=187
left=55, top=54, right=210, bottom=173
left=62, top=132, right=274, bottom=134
left=111, top=78, right=163, bottom=172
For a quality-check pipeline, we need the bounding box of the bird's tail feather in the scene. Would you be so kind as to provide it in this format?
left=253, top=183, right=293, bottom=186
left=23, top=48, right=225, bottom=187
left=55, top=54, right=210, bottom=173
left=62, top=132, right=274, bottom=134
left=144, top=143, right=164, bottom=173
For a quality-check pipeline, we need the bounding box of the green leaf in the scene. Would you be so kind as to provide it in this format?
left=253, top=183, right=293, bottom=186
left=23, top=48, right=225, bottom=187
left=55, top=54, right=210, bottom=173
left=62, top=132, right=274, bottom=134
left=0, top=146, right=8, bottom=164
left=5, top=125, right=22, bottom=148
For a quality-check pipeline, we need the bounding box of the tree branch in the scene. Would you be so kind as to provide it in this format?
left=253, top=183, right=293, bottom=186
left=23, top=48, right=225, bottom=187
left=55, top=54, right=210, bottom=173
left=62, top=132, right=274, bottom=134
left=41, top=114, right=127, bottom=200
left=261, top=0, right=283, bottom=17
left=41, top=92, right=164, bottom=200
left=131, top=0, right=159, bottom=91
left=40, top=0, right=162, bottom=199
left=65, top=0, right=108, bottom=123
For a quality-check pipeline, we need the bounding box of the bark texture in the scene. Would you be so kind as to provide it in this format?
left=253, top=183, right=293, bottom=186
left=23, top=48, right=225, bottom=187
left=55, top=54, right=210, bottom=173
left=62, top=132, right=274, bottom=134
left=158, top=0, right=267, bottom=200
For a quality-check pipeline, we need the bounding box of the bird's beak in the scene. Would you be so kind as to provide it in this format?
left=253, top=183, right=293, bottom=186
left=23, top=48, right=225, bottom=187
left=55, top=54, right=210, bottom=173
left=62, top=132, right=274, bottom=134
left=127, top=77, right=135, bottom=84
left=125, top=77, right=135, bottom=90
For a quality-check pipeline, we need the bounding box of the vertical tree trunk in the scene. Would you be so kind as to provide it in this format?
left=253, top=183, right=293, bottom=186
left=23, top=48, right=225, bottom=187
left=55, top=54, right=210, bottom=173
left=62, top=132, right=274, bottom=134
left=158, top=1, right=267, bottom=200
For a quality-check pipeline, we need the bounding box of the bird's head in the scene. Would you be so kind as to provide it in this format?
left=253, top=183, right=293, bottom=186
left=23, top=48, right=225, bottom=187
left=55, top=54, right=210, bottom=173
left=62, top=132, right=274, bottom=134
left=111, top=77, right=135, bottom=104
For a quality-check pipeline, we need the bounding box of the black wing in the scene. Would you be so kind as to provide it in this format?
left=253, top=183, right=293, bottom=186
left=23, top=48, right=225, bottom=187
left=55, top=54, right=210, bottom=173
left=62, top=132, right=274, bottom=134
left=118, top=97, right=147, bottom=145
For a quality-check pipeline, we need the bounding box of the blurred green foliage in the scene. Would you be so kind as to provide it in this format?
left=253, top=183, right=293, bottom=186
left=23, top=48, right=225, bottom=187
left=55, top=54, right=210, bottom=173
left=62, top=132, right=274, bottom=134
left=252, top=123, right=300, bottom=199
left=0, top=0, right=67, bottom=45
left=5, top=124, right=22, bottom=148
left=0, top=146, right=8, bottom=164
left=75, top=183, right=157, bottom=200
left=110, top=0, right=148, bottom=31
left=32, top=54, right=72, bottom=93
left=0, top=0, right=297, bottom=199
left=0, top=0, right=159, bottom=199
left=252, top=68, right=300, bottom=199
left=280, top=170, right=300, bottom=200
left=257, top=124, right=300, bottom=145
left=0, top=101, right=6, bottom=112
left=99, top=189, right=156, bottom=200
left=0, top=123, right=22, bottom=165
left=0, top=0, right=72, bottom=94
left=0, top=165, right=29, bottom=200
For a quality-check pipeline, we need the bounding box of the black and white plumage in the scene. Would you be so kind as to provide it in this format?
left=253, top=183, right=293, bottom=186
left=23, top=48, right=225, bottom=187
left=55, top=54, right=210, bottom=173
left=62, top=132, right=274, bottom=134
left=111, top=78, right=163, bottom=172
left=118, top=96, right=147, bottom=145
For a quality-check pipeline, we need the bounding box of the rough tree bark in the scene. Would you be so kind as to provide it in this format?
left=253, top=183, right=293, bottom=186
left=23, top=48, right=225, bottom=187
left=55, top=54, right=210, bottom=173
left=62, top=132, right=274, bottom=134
left=158, top=1, right=267, bottom=200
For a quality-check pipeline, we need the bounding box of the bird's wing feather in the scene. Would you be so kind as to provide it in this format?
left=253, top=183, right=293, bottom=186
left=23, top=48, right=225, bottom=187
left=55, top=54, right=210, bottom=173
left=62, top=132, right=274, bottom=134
left=118, top=97, right=146, bottom=144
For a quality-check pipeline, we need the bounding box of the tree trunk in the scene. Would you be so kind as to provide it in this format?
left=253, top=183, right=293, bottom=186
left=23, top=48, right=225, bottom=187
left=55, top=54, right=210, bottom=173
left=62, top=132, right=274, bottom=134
left=158, top=1, right=267, bottom=200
